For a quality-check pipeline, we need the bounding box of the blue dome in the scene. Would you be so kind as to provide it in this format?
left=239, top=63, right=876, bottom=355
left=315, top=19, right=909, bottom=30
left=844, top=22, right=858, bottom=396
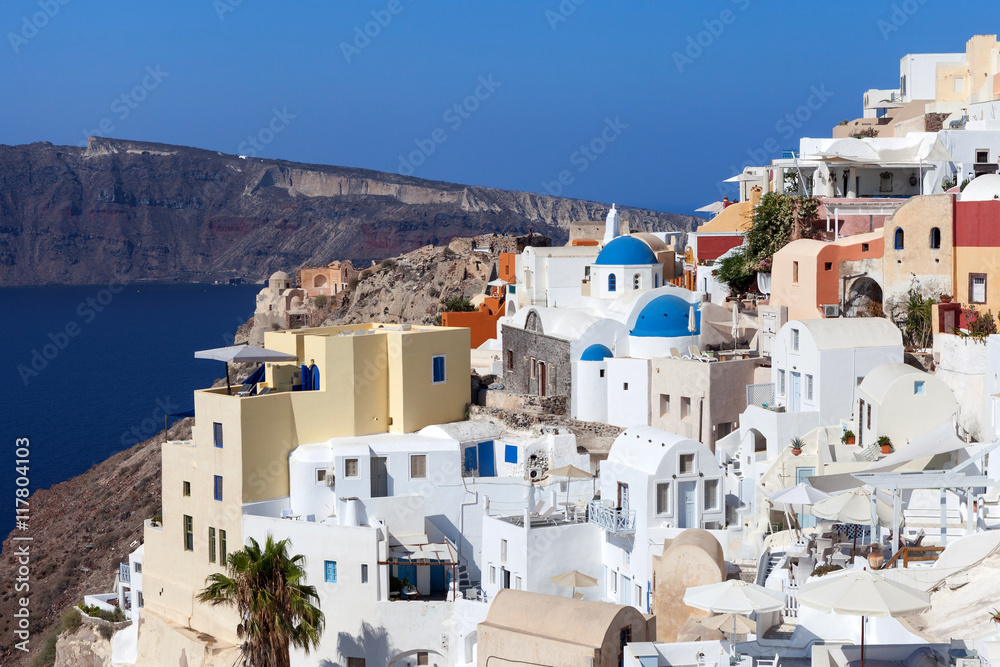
left=580, top=344, right=613, bottom=361
left=631, top=295, right=699, bottom=338
left=595, top=236, right=658, bottom=266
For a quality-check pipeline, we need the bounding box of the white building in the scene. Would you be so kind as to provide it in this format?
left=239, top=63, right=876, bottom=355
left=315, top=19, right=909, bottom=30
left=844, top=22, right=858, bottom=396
left=771, top=318, right=904, bottom=425
left=517, top=245, right=600, bottom=308
left=591, top=426, right=726, bottom=614
left=854, top=363, right=959, bottom=450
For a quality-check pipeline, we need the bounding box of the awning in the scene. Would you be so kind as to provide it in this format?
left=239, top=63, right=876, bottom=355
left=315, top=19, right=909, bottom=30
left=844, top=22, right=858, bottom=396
left=696, top=201, right=725, bottom=214
left=385, top=536, right=458, bottom=565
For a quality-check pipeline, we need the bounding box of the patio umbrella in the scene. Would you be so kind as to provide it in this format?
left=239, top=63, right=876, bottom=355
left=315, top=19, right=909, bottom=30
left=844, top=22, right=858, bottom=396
left=809, top=487, right=893, bottom=526
left=702, top=612, right=756, bottom=636
left=546, top=465, right=592, bottom=512
left=695, top=201, right=725, bottom=215
left=677, top=617, right=725, bottom=642
left=195, top=345, right=299, bottom=394
left=796, top=569, right=930, bottom=667
left=724, top=173, right=759, bottom=183
left=688, top=305, right=697, bottom=333
left=683, top=580, right=786, bottom=615
left=550, top=569, right=598, bottom=598
left=769, top=482, right=833, bottom=536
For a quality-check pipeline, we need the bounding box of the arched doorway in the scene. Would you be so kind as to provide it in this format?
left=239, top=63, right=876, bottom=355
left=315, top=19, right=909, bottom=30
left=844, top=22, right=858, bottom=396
left=844, top=276, right=884, bottom=318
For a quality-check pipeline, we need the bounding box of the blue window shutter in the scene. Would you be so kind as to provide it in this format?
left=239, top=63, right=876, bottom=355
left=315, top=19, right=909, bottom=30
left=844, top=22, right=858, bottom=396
left=325, top=560, right=337, bottom=582
left=478, top=441, right=496, bottom=477
left=433, top=355, right=446, bottom=383
left=214, top=475, right=223, bottom=501
left=465, top=446, right=478, bottom=472
left=214, top=422, right=223, bottom=448
left=505, top=444, right=518, bottom=464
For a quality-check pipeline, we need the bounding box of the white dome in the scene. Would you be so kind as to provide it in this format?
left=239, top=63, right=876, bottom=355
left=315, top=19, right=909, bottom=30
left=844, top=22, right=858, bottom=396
left=270, top=270, right=290, bottom=281
left=959, top=174, right=1000, bottom=202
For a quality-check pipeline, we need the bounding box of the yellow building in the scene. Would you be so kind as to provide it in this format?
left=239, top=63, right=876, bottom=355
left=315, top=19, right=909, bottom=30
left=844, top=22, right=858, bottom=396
left=139, top=324, right=471, bottom=661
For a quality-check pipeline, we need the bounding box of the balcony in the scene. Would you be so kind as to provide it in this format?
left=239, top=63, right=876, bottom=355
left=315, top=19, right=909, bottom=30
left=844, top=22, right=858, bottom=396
left=588, top=500, right=635, bottom=534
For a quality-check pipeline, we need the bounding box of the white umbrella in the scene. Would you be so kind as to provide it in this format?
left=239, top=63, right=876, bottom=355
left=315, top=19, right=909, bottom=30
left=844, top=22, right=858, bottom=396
left=696, top=201, right=725, bottom=214
left=688, top=305, right=697, bottom=333
left=809, top=487, right=893, bottom=526
left=550, top=569, right=598, bottom=598
left=731, top=301, right=740, bottom=350
left=769, top=483, right=831, bottom=506
left=796, top=569, right=930, bottom=667
left=195, top=345, right=298, bottom=394
left=724, top=173, right=759, bottom=183
left=701, top=612, right=756, bottom=636
left=683, top=580, right=786, bottom=615
left=487, top=279, right=509, bottom=286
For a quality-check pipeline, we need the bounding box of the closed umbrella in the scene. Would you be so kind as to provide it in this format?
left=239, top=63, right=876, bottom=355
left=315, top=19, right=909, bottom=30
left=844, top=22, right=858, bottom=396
left=688, top=305, right=697, bottom=333
left=195, top=345, right=298, bottom=394
left=550, top=569, right=598, bottom=598
left=731, top=301, right=740, bottom=349
left=796, top=569, right=931, bottom=667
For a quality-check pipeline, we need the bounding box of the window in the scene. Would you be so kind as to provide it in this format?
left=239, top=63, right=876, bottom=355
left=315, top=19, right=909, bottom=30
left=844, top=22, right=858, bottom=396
left=679, top=453, right=695, bottom=475
left=489, top=566, right=496, bottom=584
left=862, top=243, right=870, bottom=252
left=345, top=458, right=359, bottom=477
left=792, top=261, right=799, bottom=284
left=136, top=591, right=144, bottom=608
left=824, top=262, right=833, bottom=271
left=209, top=527, right=216, bottom=563
left=867, top=404, right=871, bottom=429
left=316, top=468, right=327, bottom=484
left=505, top=444, right=518, bottom=463
left=134, top=562, right=141, bottom=574
left=656, top=482, right=670, bottom=514
left=183, top=515, right=193, bottom=551
left=348, top=658, right=365, bottom=667
left=977, top=148, right=989, bottom=163
left=704, top=479, right=720, bottom=511
left=324, top=560, right=337, bottom=583
left=880, top=172, right=894, bottom=193
left=213, top=422, right=223, bottom=448
left=530, top=358, right=536, bottom=378
left=506, top=350, right=513, bottom=370
left=717, top=422, right=733, bottom=438
left=501, top=539, right=508, bottom=563
left=633, top=273, right=641, bottom=289
left=659, top=394, right=670, bottom=417
left=955, top=76, right=965, bottom=94
left=432, top=355, right=446, bottom=384
left=515, top=576, right=522, bottom=591
left=894, top=227, right=904, bottom=250
left=778, top=370, right=786, bottom=395
left=220, top=529, right=227, bottom=563
left=914, top=380, right=926, bottom=395
left=410, top=454, right=427, bottom=479
left=417, top=653, right=429, bottom=666
left=970, top=273, right=987, bottom=304
left=791, top=328, right=800, bottom=351
left=361, top=564, right=368, bottom=583
left=608, top=273, right=617, bottom=292
left=654, top=274, right=659, bottom=287
left=599, top=369, right=605, bottom=378
left=805, top=374, right=814, bottom=401
left=930, top=227, right=941, bottom=249
left=680, top=396, right=692, bottom=420
left=214, top=475, right=223, bottom=501
left=183, top=481, right=190, bottom=497
left=623, top=382, right=629, bottom=391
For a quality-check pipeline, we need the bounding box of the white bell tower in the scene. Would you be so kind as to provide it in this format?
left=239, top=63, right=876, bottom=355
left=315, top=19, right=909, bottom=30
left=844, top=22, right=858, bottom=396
left=603, top=203, right=620, bottom=245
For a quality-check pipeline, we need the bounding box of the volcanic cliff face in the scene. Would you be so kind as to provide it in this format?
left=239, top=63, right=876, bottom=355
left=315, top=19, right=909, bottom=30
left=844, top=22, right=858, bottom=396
left=0, top=137, right=701, bottom=286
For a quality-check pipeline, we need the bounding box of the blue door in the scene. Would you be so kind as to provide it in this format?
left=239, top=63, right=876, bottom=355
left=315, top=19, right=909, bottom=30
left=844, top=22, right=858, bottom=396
left=430, top=562, right=448, bottom=592
left=477, top=441, right=496, bottom=477
left=795, top=468, right=817, bottom=528
left=678, top=481, right=697, bottom=528
left=790, top=372, right=801, bottom=412
left=396, top=563, right=417, bottom=587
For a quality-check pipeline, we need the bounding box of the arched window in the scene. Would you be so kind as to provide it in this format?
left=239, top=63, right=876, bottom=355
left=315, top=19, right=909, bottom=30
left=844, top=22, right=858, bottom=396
left=633, top=273, right=642, bottom=289
left=930, top=227, right=941, bottom=249
left=894, top=227, right=904, bottom=250
left=608, top=273, right=617, bottom=292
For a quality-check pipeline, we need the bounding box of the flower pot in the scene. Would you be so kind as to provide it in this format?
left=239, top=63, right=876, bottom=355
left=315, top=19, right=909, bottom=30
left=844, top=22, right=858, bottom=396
left=791, top=448, right=802, bottom=456
left=846, top=436, right=855, bottom=445
left=940, top=295, right=953, bottom=303
left=868, top=548, right=885, bottom=570
left=881, top=445, right=892, bottom=455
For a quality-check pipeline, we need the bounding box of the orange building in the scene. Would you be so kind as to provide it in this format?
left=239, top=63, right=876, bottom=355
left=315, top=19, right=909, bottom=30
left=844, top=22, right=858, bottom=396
left=297, top=260, right=357, bottom=297
left=441, top=285, right=510, bottom=348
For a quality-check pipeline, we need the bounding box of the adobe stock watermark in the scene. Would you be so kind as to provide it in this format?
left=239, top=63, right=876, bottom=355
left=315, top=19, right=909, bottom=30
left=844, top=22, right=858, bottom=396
left=545, top=0, right=586, bottom=30
left=79, top=65, right=170, bottom=146
left=7, top=0, right=71, bottom=54
left=396, top=75, right=502, bottom=176
left=212, top=0, right=243, bottom=21
left=120, top=397, right=182, bottom=447
left=877, top=0, right=929, bottom=41
left=13, top=437, right=32, bottom=653
left=237, top=107, right=296, bottom=158
left=672, top=0, right=751, bottom=74
left=540, top=116, right=628, bottom=197
left=16, top=278, right=124, bottom=386
left=716, top=84, right=833, bottom=198
left=340, top=0, right=409, bottom=64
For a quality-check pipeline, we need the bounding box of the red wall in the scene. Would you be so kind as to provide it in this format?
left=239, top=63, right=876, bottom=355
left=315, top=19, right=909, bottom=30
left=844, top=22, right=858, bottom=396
left=955, top=201, right=1000, bottom=247
left=698, top=235, right=744, bottom=261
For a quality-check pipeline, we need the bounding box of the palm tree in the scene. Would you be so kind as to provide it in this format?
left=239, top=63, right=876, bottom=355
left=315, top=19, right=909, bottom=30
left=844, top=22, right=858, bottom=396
left=198, top=534, right=324, bottom=667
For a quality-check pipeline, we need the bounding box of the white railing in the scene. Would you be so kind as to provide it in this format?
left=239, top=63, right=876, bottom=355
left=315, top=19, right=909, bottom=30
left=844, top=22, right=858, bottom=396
left=746, top=382, right=775, bottom=409
left=588, top=500, right=636, bottom=534
left=784, top=579, right=799, bottom=618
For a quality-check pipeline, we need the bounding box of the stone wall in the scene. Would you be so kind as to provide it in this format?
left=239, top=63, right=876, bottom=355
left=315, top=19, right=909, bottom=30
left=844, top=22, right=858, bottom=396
left=501, top=324, right=573, bottom=400
left=469, top=404, right=623, bottom=440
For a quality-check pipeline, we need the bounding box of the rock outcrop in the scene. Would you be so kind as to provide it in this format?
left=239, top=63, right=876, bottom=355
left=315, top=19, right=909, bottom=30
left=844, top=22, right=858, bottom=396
left=0, top=137, right=701, bottom=286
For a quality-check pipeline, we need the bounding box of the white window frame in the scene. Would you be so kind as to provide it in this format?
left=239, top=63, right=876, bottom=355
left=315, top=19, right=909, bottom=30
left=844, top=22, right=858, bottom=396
left=791, top=328, right=800, bottom=351
left=489, top=565, right=496, bottom=584
left=805, top=374, right=814, bottom=402
left=500, top=539, right=507, bottom=563
left=344, top=458, right=359, bottom=477
left=656, top=482, right=670, bottom=515
left=678, top=452, right=696, bottom=476
left=778, top=370, right=786, bottom=395
left=315, top=468, right=327, bottom=484
left=431, top=354, right=447, bottom=384
left=704, top=478, right=721, bottom=511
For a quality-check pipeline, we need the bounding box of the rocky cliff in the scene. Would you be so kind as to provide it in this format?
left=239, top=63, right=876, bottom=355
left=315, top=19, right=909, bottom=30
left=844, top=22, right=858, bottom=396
left=0, top=137, right=700, bottom=286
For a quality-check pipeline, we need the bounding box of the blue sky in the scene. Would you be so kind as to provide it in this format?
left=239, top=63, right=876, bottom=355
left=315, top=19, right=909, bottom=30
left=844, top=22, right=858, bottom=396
left=2, top=1, right=999, bottom=217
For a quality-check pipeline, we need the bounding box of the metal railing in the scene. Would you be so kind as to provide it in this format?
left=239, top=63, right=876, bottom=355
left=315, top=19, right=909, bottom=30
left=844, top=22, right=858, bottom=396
left=588, top=500, right=636, bottom=534
left=746, top=382, right=775, bottom=409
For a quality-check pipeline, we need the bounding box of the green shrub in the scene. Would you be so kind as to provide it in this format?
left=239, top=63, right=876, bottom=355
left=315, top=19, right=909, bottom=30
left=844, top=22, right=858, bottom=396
left=380, top=258, right=397, bottom=270
left=99, top=624, right=114, bottom=641
left=61, top=607, right=82, bottom=635
left=439, top=297, right=477, bottom=313
left=712, top=248, right=756, bottom=297
left=360, top=268, right=373, bottom=280
left=31, top=631, right=58, bottom=667
left=313, top=294, right=328, bottom=309
left=442, top=247, right=456, bottom=259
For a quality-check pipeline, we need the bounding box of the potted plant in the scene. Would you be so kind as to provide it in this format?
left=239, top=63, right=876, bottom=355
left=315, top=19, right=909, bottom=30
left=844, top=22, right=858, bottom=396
left=790, top=437, right=804, bottom=456
left=940, top=294, right=953, bottom=303
left=877, top=435, right=893, bottom=455
left=989, top=609, right=1000, bottom=632
left=842, top=429, right=856, bottom=445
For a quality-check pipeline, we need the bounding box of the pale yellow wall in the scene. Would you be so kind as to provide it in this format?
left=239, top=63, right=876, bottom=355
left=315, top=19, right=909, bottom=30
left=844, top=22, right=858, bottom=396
left=936, top=63, right=969, bottom=102
left=697, top=201, right=753, bottom=233
left=882, top=194, right=954, bottom=314
left=770, top=241, right=825, bottom=321
left=388, top=327, right=471, bottom=433
left=967, top=35, right=1000, bottom=101
left=953, top=246, right=1000, bottom=316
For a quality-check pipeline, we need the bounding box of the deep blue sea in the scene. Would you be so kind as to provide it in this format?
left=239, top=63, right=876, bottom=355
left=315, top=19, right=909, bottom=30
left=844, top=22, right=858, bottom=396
left=1, top=284, right=261, bottom=537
